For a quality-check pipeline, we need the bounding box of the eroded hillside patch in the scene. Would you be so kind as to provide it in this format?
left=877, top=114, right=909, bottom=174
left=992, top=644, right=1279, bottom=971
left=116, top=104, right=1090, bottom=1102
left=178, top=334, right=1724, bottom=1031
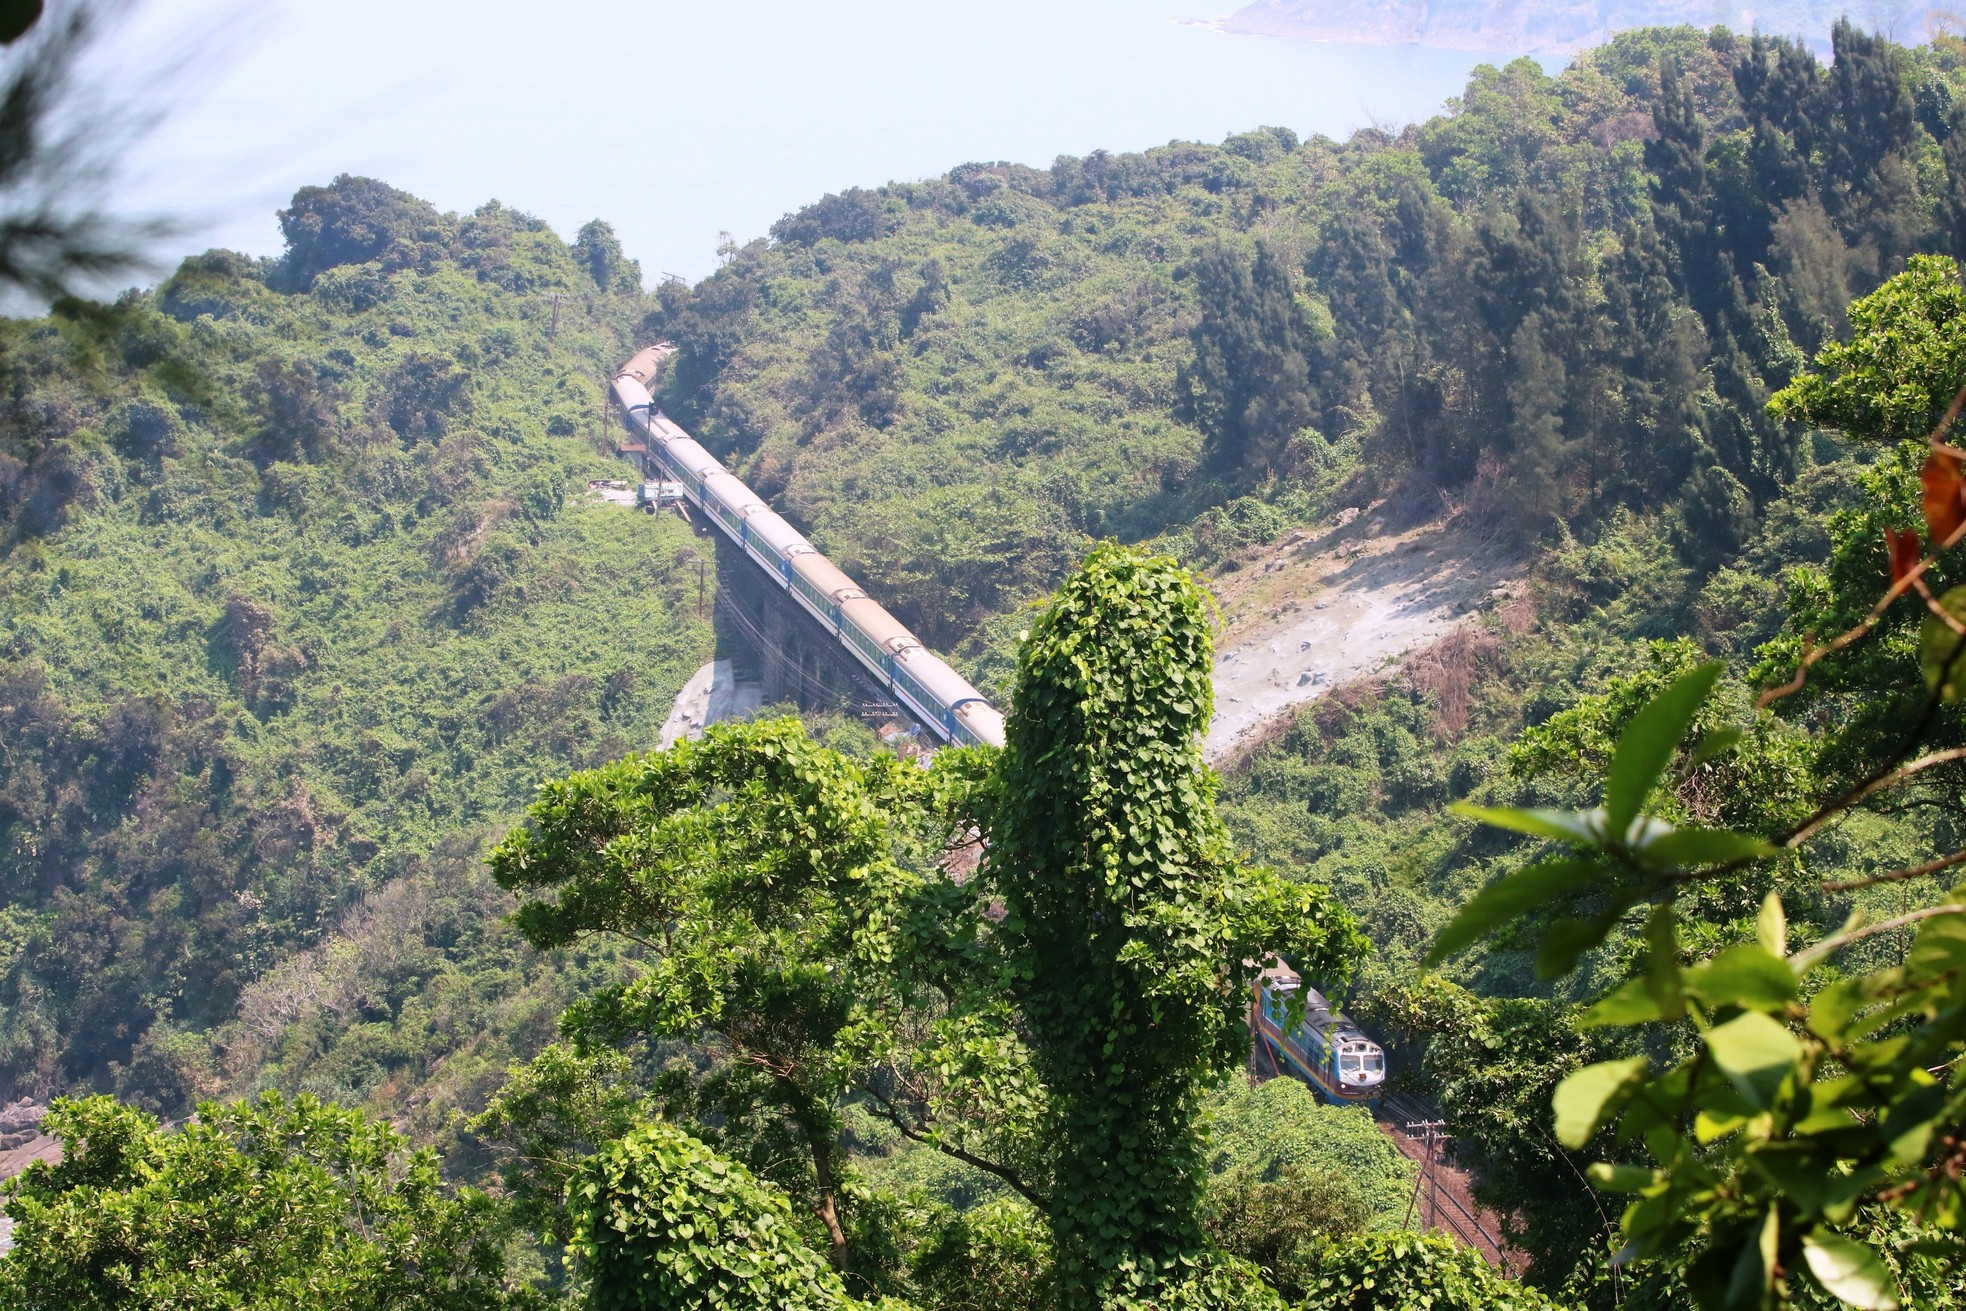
left=1205, top=505, right=1524, bottom=761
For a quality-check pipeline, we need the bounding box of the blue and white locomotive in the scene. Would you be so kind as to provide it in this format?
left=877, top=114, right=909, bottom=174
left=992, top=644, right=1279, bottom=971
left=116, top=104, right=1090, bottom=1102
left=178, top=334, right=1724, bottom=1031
left=1251, top=966, right=1386, bottom=1103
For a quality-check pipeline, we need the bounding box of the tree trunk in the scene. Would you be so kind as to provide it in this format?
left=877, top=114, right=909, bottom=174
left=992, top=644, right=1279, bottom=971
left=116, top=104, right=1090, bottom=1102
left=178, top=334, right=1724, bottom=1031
left=807, top=1128, right=849, bottom=1268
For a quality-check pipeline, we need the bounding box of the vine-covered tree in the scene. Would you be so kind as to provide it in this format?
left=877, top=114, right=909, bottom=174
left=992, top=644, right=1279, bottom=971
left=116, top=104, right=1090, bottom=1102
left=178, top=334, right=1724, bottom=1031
left=568, top=1121, right=861, bottom=1311
left=987, top=542, right=1366, bottom=1307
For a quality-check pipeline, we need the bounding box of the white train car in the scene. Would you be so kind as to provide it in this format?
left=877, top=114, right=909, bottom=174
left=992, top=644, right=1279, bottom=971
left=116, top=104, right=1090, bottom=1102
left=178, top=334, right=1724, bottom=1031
left=610, top=349, right=1005, bottom=749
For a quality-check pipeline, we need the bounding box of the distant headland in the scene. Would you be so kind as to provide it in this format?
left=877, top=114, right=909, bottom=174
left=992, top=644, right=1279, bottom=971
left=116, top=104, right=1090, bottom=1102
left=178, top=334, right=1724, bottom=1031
left=1216, top=0, right=1954, bottom=56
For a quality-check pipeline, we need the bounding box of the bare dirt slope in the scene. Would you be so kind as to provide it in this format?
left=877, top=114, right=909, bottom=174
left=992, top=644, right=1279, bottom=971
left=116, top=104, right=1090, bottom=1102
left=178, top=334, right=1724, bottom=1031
left=1204, top=504, right=1523, bottom=762
left=0, top=1101, right=57, bottom=1254
left=659, top=659, right=766, bottom=748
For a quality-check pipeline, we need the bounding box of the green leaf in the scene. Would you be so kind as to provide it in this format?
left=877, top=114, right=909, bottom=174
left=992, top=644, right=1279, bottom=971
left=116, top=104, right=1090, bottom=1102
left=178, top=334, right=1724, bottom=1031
left=1537, top=907, right=1626, bottom=979
left=1552, top=1056, right=1648, bottom=1149
left=1907, top=908, right=1966, bottom=978
left=1450, top=802, right=1602, bottom=845
left=1758, top=891, right=1787, bottom=958
left=1872, top=1083, right=1945, bottom=1173
left=1793, top=908, right=1867, bottom=974
left=1638, top=827, right=1778, bottom=868
left=1726, top=1208, right=1780, bottom=1307
left=1806, top=977, right=1868, bottom=1044
left=1920, top=585, right=1966, bottom=702
left=1801, top=1230, right=1901, bottom=1311
left=1704, top=1011, right=1803, bottom=1109
left=1687, top=727, right=1743, bottom=769
left=1643, top=902, right=1685, bottom=1022
left=1581, top=977, right=1664, bottom=1028
left=1585, top=1162, right=1661, bottom=1192
left=1694, top=1108, right=1750, bottom=1143
left=1426, top=858, right=1602, bottom=962
left=1684, top=944, right=1797, bottom=1013
left=1604, top=662, right=1723, bottom=835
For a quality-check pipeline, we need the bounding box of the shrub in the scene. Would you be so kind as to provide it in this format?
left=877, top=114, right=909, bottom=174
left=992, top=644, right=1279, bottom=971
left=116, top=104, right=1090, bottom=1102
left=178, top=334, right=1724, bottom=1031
left=568, top=1121, right=860, bottom=1311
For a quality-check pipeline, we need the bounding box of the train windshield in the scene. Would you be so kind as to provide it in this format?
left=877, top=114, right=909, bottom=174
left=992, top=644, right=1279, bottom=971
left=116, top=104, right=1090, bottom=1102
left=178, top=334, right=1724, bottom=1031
left=1340, top=1044, right=1384, bottom=1075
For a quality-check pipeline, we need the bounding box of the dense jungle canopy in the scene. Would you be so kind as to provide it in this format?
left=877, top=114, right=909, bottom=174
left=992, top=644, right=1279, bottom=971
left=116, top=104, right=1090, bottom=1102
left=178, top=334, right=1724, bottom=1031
left=5, top=17, right=1966, bottom=1311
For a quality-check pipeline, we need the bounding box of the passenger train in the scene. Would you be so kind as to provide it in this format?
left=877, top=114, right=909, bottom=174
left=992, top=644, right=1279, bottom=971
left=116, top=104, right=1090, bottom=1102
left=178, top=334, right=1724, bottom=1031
left=610, top=347, right=1006, bottom=750
left=1251, top=966, right=1386, bottom=1103
left=615, top=351, right=1395, bottom=1090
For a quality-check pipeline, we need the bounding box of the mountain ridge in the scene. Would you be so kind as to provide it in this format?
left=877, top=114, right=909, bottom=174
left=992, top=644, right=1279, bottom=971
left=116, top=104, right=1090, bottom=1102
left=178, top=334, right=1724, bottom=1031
left=1219, top=0, right=1949, bottom=55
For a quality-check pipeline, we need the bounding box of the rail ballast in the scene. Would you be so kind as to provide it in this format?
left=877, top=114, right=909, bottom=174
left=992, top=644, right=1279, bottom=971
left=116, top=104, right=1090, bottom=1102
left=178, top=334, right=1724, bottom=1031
left=610, top=347, right=1006, bottom=750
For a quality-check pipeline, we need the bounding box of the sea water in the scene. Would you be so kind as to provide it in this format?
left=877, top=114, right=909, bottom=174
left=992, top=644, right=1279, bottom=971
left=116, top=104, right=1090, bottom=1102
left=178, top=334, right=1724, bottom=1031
left=95, top=0, right=1499, bottom=286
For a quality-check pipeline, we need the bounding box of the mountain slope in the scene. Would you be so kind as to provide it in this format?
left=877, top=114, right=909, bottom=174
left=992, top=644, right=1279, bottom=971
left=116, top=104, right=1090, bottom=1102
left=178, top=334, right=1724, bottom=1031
left=0, top=183, right=709, bottom=1119
left=5, top=20, right=1966, bottom=1165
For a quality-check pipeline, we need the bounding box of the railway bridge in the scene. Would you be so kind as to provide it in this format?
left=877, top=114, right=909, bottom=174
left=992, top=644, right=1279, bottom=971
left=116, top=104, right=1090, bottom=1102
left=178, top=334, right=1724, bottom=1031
left=608, top=346, right=1005, bottom=749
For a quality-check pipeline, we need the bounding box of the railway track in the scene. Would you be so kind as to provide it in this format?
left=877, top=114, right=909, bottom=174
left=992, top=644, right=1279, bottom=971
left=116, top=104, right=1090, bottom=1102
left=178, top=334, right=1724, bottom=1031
left=1376, top=1094, right=1520, bottom=1276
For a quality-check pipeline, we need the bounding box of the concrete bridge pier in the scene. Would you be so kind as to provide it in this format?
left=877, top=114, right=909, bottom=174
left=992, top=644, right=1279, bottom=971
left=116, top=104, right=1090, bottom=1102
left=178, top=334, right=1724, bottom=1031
left=711, top=537, right=895, bottom=719
left=654, top=524, right=916, bottom=748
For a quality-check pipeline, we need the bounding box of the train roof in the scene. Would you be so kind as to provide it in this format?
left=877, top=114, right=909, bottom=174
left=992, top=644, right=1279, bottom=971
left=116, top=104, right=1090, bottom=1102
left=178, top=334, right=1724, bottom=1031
left=1260, top=970, right=1376, bottom=1046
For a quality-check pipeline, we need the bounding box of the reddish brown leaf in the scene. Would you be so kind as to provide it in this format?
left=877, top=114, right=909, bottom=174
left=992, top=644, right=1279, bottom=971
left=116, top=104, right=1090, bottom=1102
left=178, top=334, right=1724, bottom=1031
left=1887, top=527, right=1923, bottom=584
left=1923, top=446, right=1966, bottom=546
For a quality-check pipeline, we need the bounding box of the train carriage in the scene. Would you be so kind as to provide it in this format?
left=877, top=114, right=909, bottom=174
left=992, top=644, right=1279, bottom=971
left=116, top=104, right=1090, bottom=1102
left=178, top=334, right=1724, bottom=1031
left=787, top=553, right=867, bottom=623
left=1252, top=966, right=1385, bottom=1103
left=610, top=350, right=1006, bottom=750
left=951, top=699, right=1006, bottom=748
left=895, top=647, right=1003, bottom=748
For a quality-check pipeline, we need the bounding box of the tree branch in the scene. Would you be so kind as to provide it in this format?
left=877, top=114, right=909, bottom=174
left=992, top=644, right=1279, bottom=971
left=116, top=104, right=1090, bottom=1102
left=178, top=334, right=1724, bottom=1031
left=861, top=1084, right=1045, bottom=1209
left=1795, top=903, right=1966, bottom=969
left=1822, top=846, right=1966, bottom=893
left=1758, top=397, right=1966, bottom=714
left=1786, top=747, right=1966, bottom=848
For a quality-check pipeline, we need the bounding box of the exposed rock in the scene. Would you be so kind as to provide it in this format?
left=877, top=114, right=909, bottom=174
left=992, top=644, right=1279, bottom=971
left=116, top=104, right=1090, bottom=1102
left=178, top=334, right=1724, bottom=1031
left=0, top=1100, right=60, bottom=1254
left=1205, top=502, right=1524, bottom=762
left=0, top=1098, right=45, bottom=1139
left=658, top=659, right=766, bottom=748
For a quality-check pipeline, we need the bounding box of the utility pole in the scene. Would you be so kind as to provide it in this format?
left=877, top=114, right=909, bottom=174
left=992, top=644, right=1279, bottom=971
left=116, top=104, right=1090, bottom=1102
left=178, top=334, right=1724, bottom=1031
left=548, top=292, right=563, bottom=340
left=679, top=549, right=706, bottom=619
left=1402, top=1119, right=1446, bottom=1233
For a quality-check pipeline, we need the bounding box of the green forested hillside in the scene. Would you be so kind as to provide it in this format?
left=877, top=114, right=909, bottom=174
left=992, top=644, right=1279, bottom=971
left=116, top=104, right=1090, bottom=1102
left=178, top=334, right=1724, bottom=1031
left=615, top=21, right=1966, bottom=1301
left=643, top=23, right=1962, bottom=676
left=6, top=17, right=1966, bottom=1309
left=0, top=183, right=710, bottom=1125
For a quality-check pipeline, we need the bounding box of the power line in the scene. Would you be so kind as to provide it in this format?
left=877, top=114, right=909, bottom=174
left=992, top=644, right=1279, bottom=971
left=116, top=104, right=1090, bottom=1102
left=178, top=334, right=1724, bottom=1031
left=712, top=589, right=900, bottom=719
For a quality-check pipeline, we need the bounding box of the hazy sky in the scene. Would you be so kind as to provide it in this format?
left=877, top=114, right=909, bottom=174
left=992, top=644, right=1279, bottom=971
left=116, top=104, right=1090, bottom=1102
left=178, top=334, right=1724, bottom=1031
left=100, top=0, right=1509, bottom=286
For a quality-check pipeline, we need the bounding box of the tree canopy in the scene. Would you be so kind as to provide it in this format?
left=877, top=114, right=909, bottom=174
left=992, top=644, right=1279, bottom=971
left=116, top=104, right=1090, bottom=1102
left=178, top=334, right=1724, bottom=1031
left=0, top=1093, right=534, bottom=1310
